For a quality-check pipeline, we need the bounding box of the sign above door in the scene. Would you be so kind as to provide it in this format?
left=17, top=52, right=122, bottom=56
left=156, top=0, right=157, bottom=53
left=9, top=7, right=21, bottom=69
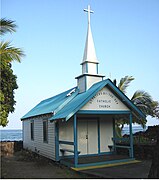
left=81, top=87, right=129, bottom=111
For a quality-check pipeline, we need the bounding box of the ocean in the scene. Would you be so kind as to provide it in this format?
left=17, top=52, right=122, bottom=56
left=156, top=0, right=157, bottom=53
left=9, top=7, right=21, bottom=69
left=121, top=126, right=147, bottom=136
left=0, top=129, right=22, bottom=141
left=0, top=126, right=147, bottom=141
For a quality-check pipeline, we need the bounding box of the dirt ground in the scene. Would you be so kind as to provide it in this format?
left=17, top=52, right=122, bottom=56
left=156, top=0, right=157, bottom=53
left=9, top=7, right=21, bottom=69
left=1, top=150, right=97, bottom=179
left=1, top=149, right=152, bottom=179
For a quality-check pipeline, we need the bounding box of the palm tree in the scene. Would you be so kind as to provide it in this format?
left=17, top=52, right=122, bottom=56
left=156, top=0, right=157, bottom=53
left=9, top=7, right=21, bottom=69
left=0, top=18, right=25, bottom=63
left=0, top=18, right=25, bottom=127
left=0, top=41, right=24, bottom=63
left=113, top=76, right=159, bottom=135
left=0, top=18, right=17, bottom=35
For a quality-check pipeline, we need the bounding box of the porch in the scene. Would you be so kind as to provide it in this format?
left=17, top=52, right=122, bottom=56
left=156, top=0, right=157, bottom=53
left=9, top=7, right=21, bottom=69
left=60, top=154, right=134, bottom=168
left=55, top=112, right=134, bottom=168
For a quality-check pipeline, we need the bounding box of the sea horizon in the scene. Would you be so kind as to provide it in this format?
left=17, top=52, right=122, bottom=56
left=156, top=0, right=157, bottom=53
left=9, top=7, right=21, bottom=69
left=0, top=129, right=23, bottom=141
left=0, top=125, right=151, bottom=142
left=1, top=123, right=158, bottom=131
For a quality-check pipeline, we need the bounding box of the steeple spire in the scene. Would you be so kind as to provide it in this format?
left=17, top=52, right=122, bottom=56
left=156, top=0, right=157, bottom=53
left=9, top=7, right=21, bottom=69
left=76, top=5, right=105, bottom=93
left=82, top=5, right=99, bottom=74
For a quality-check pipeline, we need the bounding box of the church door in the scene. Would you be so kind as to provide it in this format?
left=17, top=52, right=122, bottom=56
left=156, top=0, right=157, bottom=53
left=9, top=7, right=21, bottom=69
left=78, top=119, right=98, bottom=155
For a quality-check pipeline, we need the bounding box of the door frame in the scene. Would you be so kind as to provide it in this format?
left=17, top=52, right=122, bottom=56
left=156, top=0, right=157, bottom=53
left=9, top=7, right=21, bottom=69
left=77, top=117, right=99, bottom=155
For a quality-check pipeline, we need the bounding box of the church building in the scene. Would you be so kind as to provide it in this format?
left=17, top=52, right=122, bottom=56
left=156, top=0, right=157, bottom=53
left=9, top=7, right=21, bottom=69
left=21, top=5, right=145, bottom=168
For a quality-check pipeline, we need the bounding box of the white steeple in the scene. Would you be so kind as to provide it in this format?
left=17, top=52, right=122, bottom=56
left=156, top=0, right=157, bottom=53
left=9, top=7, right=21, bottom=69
left=76, top=5, right=105, bottom=93
left=82, top=5, right=99, bottom=65
left=81, top=5, right=99, bottom=75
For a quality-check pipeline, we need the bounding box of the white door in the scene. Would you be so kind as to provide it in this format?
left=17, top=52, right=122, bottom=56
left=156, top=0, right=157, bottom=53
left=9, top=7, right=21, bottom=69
left=78, top=119, right=98, bottom=155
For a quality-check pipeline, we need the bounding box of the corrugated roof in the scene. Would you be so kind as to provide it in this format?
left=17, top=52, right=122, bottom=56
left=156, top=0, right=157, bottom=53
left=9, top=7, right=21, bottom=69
left=21, top=87, right=78, bottom=120
left=49, top=79, right=146, bottom=121
left=50, top=80, right=107, bottom=121
left=21, top=79, right=146, bottom=121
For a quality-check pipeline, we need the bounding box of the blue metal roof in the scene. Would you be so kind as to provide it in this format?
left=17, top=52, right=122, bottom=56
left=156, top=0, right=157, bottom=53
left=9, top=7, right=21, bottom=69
left=50, top=79, right=146, bottom=121
left=21, top=87, right=78, bottom=120
left=21, top=79, right=146, bottom=121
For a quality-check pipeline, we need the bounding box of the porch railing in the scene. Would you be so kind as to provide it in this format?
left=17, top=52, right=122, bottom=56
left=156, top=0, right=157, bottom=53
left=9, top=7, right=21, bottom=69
left=59, top=140, right=74, bottom=146
left=112, top=137, right=130, bottom=144
left=112, top=137, right=132, bottom=157
left=59, top=140, right=74, bottom=157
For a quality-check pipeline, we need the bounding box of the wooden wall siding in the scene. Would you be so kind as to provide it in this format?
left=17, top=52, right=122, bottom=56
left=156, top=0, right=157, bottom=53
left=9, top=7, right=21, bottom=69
left=100, top=116, right=113, bottom=152
left=23, top=115, right=56, bottom=160
left=59, top=118, right=74, bottom=156
left=87, top=63, right=97, bottom=74
left=77, top=76, right=86, bottom=93
left=82, top=63, right=87, bottom=74
left=87, top=76, right=103, bottom=90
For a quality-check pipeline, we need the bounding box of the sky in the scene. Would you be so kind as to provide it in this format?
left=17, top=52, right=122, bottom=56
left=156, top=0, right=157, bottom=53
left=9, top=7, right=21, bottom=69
left=1, top=0, right=159, bottom=129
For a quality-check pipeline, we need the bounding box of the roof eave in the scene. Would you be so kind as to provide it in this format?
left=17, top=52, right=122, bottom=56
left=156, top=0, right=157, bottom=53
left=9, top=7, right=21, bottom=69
left=49, top=79, right=146, bottom=122
left=21, top=112, right=53, bottom=121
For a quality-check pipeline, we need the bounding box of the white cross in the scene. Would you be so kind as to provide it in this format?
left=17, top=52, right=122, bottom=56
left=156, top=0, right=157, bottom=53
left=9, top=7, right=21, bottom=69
left=84, top=5, right=94, bottom=24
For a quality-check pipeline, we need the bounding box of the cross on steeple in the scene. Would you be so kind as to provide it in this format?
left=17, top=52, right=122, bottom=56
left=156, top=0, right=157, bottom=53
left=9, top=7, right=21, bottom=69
left=84, top=5, right=94, bottom=25
left=76, top=5, right=105, bottom=93
left=82, top=4, right=98, bottom=67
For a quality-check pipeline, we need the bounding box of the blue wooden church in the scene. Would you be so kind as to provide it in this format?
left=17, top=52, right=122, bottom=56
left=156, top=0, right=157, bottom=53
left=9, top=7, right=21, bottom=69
left=21, top=5, right=145, bottom=168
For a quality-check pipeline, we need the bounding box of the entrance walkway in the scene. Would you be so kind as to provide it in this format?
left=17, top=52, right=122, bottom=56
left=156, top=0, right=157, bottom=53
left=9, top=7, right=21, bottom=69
left=76, top=160, right=152, bottom=178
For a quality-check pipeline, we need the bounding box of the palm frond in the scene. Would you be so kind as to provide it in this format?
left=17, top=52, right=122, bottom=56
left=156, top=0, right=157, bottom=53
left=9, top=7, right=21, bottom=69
left=114, top=76, right=159, bottom=136
left=0, top=41, right=25, bottom=63
left=133, top=116, right=147, bottom=129
left=151, top=101, right=159, bottom=118
left=131, top=90, right=152, bottom=102
left=131, top=90, right=157, bottom=117
left=118, top=76, right=134, bottom=94
left=0, top=18, right=17, bottom=35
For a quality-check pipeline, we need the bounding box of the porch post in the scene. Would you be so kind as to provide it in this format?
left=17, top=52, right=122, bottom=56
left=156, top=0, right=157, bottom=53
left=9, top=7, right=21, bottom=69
left=129, top=113, right=134, bottom=158
left=55, top=121, right=59, bottom=161
left=113, top=118, right=116, bottom=154
left=98, top=119, right=100, bottom=154
left=74, top=114, right=78, bottom=167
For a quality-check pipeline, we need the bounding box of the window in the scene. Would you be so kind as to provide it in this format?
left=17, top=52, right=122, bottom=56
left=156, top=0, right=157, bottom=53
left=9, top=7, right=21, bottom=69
left=43, top=120, right=48, bottom=143
left=30, top=121, right=34, bottom=140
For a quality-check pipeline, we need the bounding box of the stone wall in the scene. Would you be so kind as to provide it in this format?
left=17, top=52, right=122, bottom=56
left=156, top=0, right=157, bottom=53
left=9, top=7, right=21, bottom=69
left=118, top=125, right=159, bottom=159
left=116, top=143, right=156, bottom=159
left=148, top=131, right=159, bottom=178
left=0, top=141, right=23, bottom=156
